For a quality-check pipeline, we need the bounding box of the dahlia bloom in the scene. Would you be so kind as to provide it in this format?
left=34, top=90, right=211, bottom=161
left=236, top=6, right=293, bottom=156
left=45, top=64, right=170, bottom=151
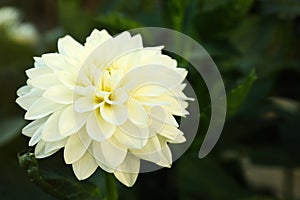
left=16, top=29, right=191, bottom=187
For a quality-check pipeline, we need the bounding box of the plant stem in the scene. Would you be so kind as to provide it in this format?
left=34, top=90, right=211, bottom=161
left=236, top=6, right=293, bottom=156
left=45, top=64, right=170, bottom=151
left=105, top=173, right=118, bottom=200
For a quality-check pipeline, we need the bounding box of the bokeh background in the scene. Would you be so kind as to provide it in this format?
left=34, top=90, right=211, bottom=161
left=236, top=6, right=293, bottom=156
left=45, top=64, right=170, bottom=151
left=0, top=0, right=300, bottom=199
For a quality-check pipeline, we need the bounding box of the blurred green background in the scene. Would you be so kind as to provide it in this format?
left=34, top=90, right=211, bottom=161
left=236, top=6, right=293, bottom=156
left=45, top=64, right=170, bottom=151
left=0, top=0, right=300, bottom=199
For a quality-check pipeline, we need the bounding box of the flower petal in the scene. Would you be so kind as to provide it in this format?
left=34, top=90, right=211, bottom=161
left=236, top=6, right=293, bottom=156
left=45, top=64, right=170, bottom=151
left=72, top=152, right=98, bottom=180
left=27, top=74, right=60, bottom=90
left=128, top=98, right=148, bottom=127
left=158, top=125, right=186, bottom=144
left=114, top=153, right=140, bottom=187
left=130, top=135, right=161, bottom=163
left=86, top=112, right=116, bottom=141
left=16, top=85, right=31, bottom=97
left=16, top=89, right=43, bottom=110
left=28, top=126, right=42, bottom=146
left=35, top=141, right=60, bottom=159
left=42, top=110, right=66, bottom=142
left=64, top=134, right=89, bottom=164
left=92, top=138, right=127, bottom=169
left=85, top=29, right=112, bottom=51
left=74, top=96, right=98, bottom=113
left=44, top=139, right=67, bottom=154
left=58, top=35, right=84, bottom=61
left=25, top=97, right=62, bottom=120
left=22, top=117, right=47, bottom=137
left=100, top=103, right=127, bottom=125
left=59, top=105, right=89, bottom=136
left=43, top=85, right=73, bottom=104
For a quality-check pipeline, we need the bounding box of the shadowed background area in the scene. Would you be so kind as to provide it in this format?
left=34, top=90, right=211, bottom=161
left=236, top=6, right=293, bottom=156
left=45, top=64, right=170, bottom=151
left=0, top=0, right=300, bottom=199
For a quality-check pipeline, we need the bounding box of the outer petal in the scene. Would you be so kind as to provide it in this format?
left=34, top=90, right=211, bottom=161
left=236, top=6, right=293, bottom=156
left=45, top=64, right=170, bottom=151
left=35, top=141, right=60, bottom=159
left=72, top=152, right=98, bottom=180
left=158, top=125, right=186, bottom=144
left=44, top=139, right=67, bottom=154
left=22, top=117, right=47, bottom=137
left=25, top=97, right=62, bottom=120
left=85, top=29, right=112, bottom=51
left=114, top=153, right=140, bottom=187
left=64, top=134, right=90, bottom=164
left=28, top=126, right=43, bottom=146
left=130, top=135, right=161, bottom=163
left=58, top=35, right=84, bottom=61
left=16, top=89, right=43, bottom=110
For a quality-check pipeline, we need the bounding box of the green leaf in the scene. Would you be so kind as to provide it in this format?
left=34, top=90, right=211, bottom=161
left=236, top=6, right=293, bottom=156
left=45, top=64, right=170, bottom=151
left=96, top=13, right=143, bottom=33
left=18, top=151, right=102, bottom=200
left=227, top=69, right=257, bottom=117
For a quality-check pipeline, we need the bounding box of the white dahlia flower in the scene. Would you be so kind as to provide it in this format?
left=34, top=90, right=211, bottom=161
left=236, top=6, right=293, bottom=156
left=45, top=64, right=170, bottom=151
left=16, top=29, right=191, bottom=187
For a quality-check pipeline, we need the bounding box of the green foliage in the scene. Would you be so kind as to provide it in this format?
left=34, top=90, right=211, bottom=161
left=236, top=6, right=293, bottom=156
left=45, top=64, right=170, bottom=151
left=18, top=151, right=102, bottom=200
left=227, top=69, right=257, bottom=117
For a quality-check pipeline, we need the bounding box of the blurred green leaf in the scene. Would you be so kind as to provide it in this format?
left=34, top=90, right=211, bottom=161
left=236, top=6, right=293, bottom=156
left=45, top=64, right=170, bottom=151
left=58, top=0, right=96, bottom=41
left=96, top=13, right=143, bottom=33
left=260, top=0, right=300, bottom=19
left=18, top=151, right=102, bottom=200
left=227, top=69, right=257, bottom=117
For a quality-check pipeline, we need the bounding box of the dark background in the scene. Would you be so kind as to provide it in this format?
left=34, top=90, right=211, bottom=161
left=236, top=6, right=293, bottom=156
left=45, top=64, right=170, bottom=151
left=0, top=0, right=300, bottom=199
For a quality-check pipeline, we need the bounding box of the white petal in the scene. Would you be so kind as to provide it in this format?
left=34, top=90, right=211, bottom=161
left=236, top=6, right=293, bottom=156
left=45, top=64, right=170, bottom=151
left=86, top=112, right=115, bottom=141
left=27, top=74, right=60, bottom=90
left=58, top=35, right=84, bottom=60
left=42, top=53, right=75, bottom=73
left=42, top=110, right=66, bottom=142
left=130, top=135, right=161, bottom=163
left=22, top=117, right=47, bottom=137
left=64, top=134, right=89, bottom=164
left=16, top=89, right=43, bottom=110
left=28, top=126, right=43, bottom=146
left=16, top=85, right=31, bottom=97
left=43, top=85, right=73, bottom=104
left=117, top=65, right=185, bottom=91
left=85, top=29, right=112, bottom=51
left=92, top=138, right=127, bottom=169
left=59, top=106, right=89, bottom=136
left=114, top=121, right=149, bottom=149
left=72, top=152, right=98, bottom=180
left=157, top=137, right=172, bottom=167
left=26, top=67, right=52, bottom=79
left=114, top=153, right=140, bottom=187
left=128, top=98, right=148, bottom=127
left=44, top=139, right=67, bottom=154
left=135, top=96, right=170, bottom=106
left=158, top=125, right=186, bottom=144
left=25, top=97, right=62, bottom=120
left=35, top=141, right=60, bottom=159
left=149, top=106, right=178, bottom=127
left=133, top=84, right=167, bottom=97
left=74, top=96, right=98, bottom=113
left=55, top=71, right=76, bottom=88
left=100, top=103, right=127, bottom=125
